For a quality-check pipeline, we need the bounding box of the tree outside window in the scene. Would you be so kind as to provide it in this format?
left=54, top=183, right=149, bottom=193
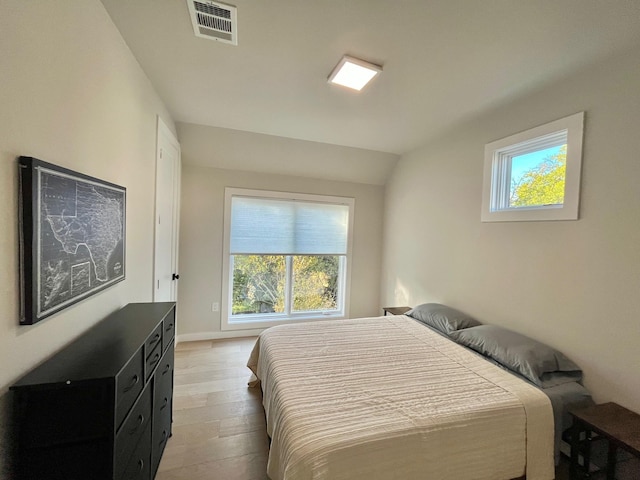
left=232, top=255, right=340, bottom=315
left=510, top=145, right=567, bottom=208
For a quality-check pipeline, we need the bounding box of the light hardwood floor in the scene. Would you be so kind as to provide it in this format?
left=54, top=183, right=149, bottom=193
left=156, top=338, right=637, bottom=480
left=156, top=337, right=269, bottom=480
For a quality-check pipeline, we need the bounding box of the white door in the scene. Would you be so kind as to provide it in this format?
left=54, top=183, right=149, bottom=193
left=154, top=117, right=181, bottom=302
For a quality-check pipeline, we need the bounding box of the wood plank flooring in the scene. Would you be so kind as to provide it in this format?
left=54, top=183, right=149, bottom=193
left=156, top=337, right=637, bottom=480
left=156, top=337, right=269, bottom=480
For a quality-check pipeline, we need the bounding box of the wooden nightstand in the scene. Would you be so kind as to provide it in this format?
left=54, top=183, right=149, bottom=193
left=569, top=402, right=640, bottom=479
left=382, top=306, right=411, bottom=316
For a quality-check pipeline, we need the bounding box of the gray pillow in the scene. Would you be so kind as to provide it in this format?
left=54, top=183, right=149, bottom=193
left=450, top=325, right=582, bottom=388
left=405, top=303, right=481, bottom=335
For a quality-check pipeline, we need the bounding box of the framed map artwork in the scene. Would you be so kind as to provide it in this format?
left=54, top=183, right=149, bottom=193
left=18, top=157, right=126, bottom=325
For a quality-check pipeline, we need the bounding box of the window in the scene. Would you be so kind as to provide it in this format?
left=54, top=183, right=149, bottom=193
left=481, top=112, right=584, bottom=222
left=221, top=188, right=354, bottom=330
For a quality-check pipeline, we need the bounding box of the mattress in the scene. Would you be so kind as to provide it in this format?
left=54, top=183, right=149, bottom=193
left=247, top=315, right=555, bottom=480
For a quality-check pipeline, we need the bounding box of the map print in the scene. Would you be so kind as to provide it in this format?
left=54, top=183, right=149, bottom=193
left=38, top=169, right=125, bottom=316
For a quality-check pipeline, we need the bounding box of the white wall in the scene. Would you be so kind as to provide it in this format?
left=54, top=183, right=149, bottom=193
left=0, top=2, right=175, bottom=475
left=178, top=122, right=399, bottom=186
left=178, top=161, right=385, bottom=340
left=382, top=46, right=640, bottom=413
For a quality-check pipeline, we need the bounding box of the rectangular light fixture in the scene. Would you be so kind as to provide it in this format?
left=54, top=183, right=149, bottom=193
left=328, top=55, right=382, bottom=91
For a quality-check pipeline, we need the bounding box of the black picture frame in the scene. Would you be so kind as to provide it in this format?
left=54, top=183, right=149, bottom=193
left=18, top=156, right=126, bottom=325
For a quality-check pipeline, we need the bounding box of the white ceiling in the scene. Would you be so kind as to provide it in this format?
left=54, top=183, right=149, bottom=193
left=101, top=0, right=640, bottom=158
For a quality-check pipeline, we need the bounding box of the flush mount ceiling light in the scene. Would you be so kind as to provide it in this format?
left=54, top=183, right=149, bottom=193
left=328, top=55, right=382, bottom=91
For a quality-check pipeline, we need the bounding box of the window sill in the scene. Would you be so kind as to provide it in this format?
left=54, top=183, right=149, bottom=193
left=222, top=313, right=346, bottom=331
left=481, top=203, right=576, bottom=222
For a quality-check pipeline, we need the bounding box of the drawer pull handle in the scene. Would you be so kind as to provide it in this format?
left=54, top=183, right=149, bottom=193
left=137, top=459, right=144, bottom=471
left=160, top=430, right=167, bottom=445
left=149, top=333, right=161, bottom=346
left=165, top=323, right=174, bottom=331
left=128, top=413, right=145, bottom=435
left=123, top=374, right=139, bottom=393
left=160, top=397, right=168, bottom=410
left=162, top=363, right=171, bottom=375
left=149, top=353, right=161, bottom=367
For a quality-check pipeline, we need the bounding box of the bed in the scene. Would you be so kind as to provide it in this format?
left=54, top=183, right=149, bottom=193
left=247, top=304, right=592, bottom=480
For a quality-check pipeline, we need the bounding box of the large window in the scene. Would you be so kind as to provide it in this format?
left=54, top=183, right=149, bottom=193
left=221, top=189, right=354, bottom=330
left=481, top=112, right=584, bottom=222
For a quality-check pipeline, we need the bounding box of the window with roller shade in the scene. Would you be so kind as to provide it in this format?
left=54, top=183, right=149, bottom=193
left=221, top=188, right=354, bottom=330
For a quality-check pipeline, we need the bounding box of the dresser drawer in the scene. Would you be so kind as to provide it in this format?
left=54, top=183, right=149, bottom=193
left=151, top=345, right=174, bottom=475
left=144, top=323, right=163, bottom=359
left=151, top=404, right=171, bottom=476
left=155, top=344, right=174, bottom=396
left=153, top=348, right=174, bottom=423
left=119, top=422, right=151, bottom=480
left=115, top=384, right=152, bottom=480
left=14, top=383, right=112, bottom=449
left=115, top=348, right=144, bottom=430
left=162, top=313, right=175, bottom=352
left=145, top=342, right=162, bottom=381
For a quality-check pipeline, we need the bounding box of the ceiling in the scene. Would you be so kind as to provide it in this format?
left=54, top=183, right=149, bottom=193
left=101, top=0, right=640, bottom=157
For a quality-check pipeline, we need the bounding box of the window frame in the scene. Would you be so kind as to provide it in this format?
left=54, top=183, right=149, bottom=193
left=481, top=112, right=584, bottom=222
left=221, top=188, right=354, bottom=331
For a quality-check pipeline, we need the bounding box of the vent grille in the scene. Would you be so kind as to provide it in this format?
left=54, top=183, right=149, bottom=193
left=187, top=0, right=237, bottom=45
left=194, top=2, right=231, bottom=19
left=196, top=12, right=232, bottom=33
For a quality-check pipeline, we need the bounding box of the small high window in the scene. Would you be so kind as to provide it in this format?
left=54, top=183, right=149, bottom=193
left=481, top=112, right=584, bottom=222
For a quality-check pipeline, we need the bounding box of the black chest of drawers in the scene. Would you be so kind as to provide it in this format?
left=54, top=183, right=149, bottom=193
left=10, top=302, right=176, bottom=480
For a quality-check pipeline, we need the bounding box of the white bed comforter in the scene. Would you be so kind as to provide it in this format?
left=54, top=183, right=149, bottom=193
left=247, top=315, right=554, bottom=480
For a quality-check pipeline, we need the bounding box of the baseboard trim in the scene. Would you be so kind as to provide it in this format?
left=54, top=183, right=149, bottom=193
left=176, top=329, right=264, bottom=345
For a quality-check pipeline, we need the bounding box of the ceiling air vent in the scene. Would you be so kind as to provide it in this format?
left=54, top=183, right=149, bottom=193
left=187, top=0, right=237, bottom=45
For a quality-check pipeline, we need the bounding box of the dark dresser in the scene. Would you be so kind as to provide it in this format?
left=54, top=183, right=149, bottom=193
left=10, top=302, right=176, bottom=480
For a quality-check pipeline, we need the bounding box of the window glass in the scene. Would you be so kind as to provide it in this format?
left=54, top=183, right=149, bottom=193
left=232, top=255, right=285, bottom=315
left=292, top=255, right=340, bottom=312
left=509, top=144, right=566, bottom=208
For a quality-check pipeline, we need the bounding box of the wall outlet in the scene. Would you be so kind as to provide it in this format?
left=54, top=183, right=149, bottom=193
left=212, top=302, right=219, bottom=312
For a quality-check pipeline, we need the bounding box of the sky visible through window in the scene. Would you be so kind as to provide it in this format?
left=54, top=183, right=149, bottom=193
left=510, top=144, right=564, bottom=184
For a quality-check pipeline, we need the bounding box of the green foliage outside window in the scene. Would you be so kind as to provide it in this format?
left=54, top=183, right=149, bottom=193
left=292, top=255, right=339, bottom=312
left=232, top=255, right=339, bottom=315
left=232, top=255, right=285, bottom=314
left=510, top=145, right=567, bottom=207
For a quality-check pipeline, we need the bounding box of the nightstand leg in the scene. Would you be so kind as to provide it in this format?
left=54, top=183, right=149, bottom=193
left=570, top=420, right=582, bottom=479
left=583, top=430, right=592, bottom=476
left=606, top=442, right=617, bottom=480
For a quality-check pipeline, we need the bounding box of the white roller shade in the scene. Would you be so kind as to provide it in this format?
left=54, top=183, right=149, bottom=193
left=230, top=196, right=349, bottom=255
